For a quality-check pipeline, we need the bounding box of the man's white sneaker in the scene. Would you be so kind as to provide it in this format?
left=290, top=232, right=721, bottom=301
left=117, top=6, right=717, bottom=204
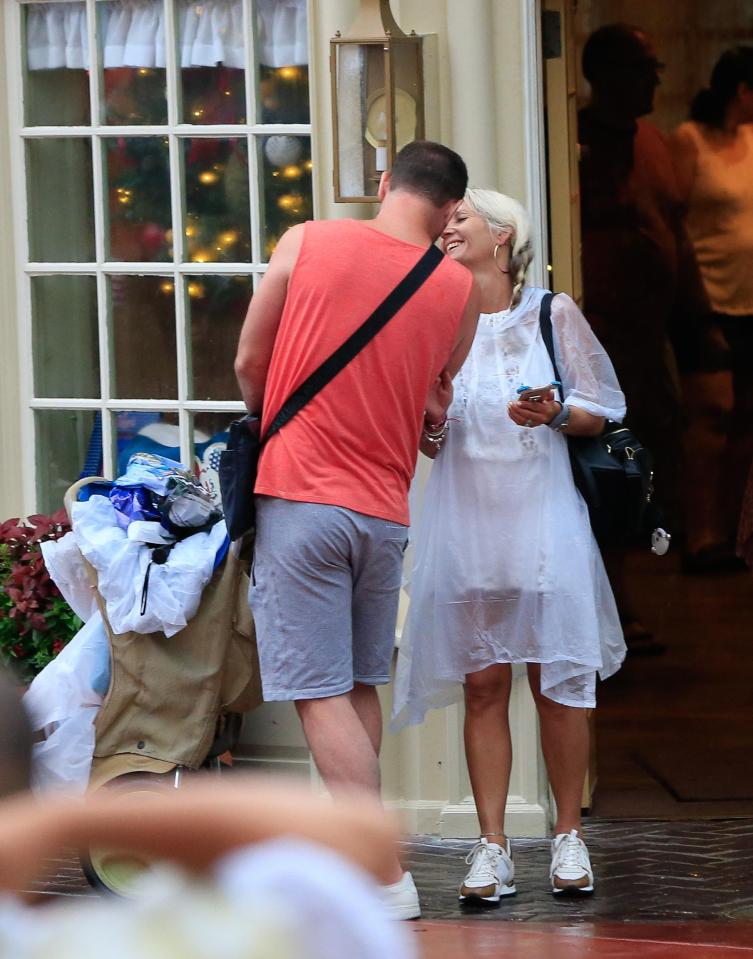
left=550, top=829, right=594, bottom=895
left=458, top=837, right=516, bottom=904
left=381, top=871, right=421, bottom=920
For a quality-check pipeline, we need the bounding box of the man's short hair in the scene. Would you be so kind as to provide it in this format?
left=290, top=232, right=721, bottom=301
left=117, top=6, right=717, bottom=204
left=582, top=23, right=644, bottom=86
left=389, top=141, right=468, bottom=207
left=0, top=669, right=32, bottom=798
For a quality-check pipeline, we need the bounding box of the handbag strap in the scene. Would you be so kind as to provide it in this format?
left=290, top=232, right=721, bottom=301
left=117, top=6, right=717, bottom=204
left=263, top=243, right=445, bottom=441
left=537, top=291, right=564, bottom=402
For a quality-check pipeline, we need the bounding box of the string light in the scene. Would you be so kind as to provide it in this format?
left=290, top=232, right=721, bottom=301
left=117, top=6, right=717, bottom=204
left=282, top=165, right=302, bottom=180
left=277, top=194, right=300, bottom=211
left=191, top=249, right=215, bottom=263
left=187, top=281, right=206, bottom=299
left=159, top=280, right=174, bottom=295
left=277, top=67, right=299, bottom=80
left=218, top=230, right=239, bottom=247
left=192, top=107, right=205, bottom=119
left=303, top=159, right=313, bottom=172
left=137, top=68, right=152, bottom=77
left=185, top=224, right=197, bottom=238
left=199, top=171, right=219, bottom=185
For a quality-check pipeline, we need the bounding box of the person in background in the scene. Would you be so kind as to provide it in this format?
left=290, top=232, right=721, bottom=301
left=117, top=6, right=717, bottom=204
left=578, top=23, right=709, bottom=641
left=0, top=670, right=415, bottom=959
left=392, top=190, right=626, bottom=903
left=234, top=140, right=479, bottom=919
left=669, top=47, right=753, bottom=572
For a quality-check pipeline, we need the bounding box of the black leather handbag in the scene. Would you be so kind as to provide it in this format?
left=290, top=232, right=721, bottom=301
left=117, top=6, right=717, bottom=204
left=219, top=244, right=444, bottom=541
left=538, top=292, right=661, bottom=547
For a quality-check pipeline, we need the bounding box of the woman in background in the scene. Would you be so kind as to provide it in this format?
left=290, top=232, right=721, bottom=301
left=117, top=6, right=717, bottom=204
left=670, top=47, right=753, bottom=570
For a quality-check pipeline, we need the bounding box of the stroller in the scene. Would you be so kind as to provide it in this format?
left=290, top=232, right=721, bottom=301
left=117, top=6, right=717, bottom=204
left=63, top=477, right=262, bottom=896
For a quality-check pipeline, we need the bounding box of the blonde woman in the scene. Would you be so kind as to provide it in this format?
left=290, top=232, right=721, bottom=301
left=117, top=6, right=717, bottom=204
left=393, top=190, right=626, bottom=903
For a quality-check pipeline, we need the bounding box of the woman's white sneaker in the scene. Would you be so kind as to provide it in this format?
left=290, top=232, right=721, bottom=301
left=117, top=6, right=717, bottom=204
left=550, top=829, right=594, bottom=895
left=459, top=837, right=516, bottom=904
left=381, top=871, right=421, bottom=920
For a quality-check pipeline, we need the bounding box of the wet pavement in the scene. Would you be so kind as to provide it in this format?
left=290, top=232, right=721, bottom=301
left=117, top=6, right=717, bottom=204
left=34, top=818, right=753, bottom=925
left=403, top=818, right=753, bottom=922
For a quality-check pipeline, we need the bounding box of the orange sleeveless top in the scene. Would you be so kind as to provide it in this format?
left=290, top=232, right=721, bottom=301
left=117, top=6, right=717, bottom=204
left=255, top=219, right=472, bottom=524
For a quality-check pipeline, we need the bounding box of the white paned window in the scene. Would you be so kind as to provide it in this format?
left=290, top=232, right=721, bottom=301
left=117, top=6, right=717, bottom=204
left=8, top=0, right=312, bottom=512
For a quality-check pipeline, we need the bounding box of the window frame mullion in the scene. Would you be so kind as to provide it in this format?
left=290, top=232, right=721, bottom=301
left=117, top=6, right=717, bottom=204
left=86, top=0, right=115, bottom=479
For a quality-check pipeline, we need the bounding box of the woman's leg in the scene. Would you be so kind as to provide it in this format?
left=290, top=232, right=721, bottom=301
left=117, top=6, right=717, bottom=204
left=527, top=664, right=589, bottom=835
left=463, top=663, right=513, bottom=842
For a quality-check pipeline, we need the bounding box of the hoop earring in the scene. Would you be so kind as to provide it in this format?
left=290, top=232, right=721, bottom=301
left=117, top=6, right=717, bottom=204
left=493, top=244, right=510, bottom=274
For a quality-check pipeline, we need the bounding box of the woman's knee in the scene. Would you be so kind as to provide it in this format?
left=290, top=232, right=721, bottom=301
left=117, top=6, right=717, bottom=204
left=464, top=665, right=511, bottom=713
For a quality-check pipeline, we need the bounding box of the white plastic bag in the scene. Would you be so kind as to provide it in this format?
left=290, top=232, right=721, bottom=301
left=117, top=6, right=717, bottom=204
left=24, top=613, right=110, bottom=794
left=71, top=495, right=227, bottom=637
left=40, top=531, right=98, bottom=623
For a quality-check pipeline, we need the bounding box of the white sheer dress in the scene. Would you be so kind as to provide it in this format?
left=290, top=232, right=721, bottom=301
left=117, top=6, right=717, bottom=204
left=392, top=287, right=627, bottom=730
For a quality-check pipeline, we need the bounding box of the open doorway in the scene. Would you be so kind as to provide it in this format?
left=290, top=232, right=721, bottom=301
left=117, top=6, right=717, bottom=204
left=543, top=0, right=753, bottom=819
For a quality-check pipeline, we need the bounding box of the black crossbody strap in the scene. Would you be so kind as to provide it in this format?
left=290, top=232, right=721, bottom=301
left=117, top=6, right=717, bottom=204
left=264, top=243, right=444, bottom=440
left=538, top=291, right=564, bottom=402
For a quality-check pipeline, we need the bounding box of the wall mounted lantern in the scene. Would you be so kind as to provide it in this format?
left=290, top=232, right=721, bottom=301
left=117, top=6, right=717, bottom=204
left=330, top=0, right=425, bottom=202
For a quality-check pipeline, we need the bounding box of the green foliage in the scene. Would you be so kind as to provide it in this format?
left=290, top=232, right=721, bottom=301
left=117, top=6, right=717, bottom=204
left=0, top=512, right=82, bottom=685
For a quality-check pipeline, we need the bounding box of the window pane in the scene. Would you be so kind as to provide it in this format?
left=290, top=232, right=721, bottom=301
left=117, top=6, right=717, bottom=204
left=105, top=137, right=172, bottom=261
left=32, top=276, right=99, bottom=398
left=192, top=412, right=236, bottom=505
left=186, top=275, right=250, bottom=401
left=258, top=135, right=313, bottom=258
left=24, top=2, right=91, bottom=126
left=111, top=275, right=177, bottom=399
left=27, top=139, right=95, bottom=262
left=103, top=67, right=168, bottom=125
left=97, top=0, right=167, bottom=125
left=183, top=67, right=246, bottom=125
left=258, top=65, right=310, bottom=124
left=36, top=409, right=96, bottom=514
left=183, top=138, right=251, bottom=264
left=255, top=0, right=308, bottom=122
left=114, top=410, right=180, bottom=477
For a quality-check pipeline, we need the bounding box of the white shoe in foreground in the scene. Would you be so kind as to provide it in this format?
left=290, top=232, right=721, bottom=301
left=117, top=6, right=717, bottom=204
left=459, top=838, right=516, bottom=904
left=381, top=871, right=421, bottom=920
left=550, top=829, right=594, bottom=895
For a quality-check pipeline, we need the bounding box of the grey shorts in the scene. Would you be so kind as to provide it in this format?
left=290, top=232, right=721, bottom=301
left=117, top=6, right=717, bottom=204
left=249, top=497, right=408, bottom=701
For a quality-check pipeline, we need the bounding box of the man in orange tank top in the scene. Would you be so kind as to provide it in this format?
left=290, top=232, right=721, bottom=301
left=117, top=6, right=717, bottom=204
left=234, top=142, right=479, bottom=918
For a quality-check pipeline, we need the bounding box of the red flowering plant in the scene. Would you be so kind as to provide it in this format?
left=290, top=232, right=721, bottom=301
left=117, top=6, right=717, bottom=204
left=0, top=511, right=83, bottom=684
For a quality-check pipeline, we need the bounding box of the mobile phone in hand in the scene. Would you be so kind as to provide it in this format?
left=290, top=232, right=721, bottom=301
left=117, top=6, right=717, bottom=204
left=516, top=381, right=560, bottom=402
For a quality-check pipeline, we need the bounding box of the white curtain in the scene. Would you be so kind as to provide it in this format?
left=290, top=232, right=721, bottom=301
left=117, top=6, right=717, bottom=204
left=26, top=0, right=308, bottom=71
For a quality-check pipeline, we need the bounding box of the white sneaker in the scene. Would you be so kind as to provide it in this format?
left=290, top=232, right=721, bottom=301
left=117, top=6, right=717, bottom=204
left=459, top=837, right=516, bottom=903
left=550, top=829, right=594, bottom=895
left=381, top=871, right=421, bottom=920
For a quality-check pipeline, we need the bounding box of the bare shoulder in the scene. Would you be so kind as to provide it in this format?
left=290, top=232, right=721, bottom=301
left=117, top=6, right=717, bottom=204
left=668, top=122, right=700, bottom=154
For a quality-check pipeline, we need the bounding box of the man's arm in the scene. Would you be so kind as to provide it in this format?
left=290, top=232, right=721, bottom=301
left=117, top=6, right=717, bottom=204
left=234, top=224, right=305, bottom=413
left=418, top=279, right=480, bottom=458
left=444, top=278, right=481, bottom=377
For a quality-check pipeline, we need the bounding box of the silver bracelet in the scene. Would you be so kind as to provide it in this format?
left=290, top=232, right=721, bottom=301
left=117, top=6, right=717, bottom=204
left=547, top=401, right=570, bottom=432
left=423, top=419, right=449, bottom=448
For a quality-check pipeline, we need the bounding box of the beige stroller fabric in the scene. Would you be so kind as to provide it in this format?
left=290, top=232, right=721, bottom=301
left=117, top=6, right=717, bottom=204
left=61, top=473, right=261, bottom=790
left=86, top=539, right=261, bottom=788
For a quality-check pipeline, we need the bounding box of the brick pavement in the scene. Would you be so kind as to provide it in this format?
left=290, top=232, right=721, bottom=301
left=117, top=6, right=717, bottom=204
left=31, top=818, right=753, bottom=925
left=403, top=818, right=753, bottom=922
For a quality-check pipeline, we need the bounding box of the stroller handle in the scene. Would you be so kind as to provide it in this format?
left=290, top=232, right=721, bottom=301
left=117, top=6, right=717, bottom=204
left=63, top=476, right=109, bottom=524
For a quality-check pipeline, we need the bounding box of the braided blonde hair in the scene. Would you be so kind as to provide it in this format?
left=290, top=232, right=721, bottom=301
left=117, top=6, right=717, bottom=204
left=464, top=188, right=533, bottom=309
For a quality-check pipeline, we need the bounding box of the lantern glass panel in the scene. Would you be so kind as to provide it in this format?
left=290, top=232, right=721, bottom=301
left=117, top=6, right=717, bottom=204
left=334, top=41, right=386, bottom=199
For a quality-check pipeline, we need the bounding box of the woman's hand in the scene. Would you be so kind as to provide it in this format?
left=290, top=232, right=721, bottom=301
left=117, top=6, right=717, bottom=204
left=424, top=370, right=453, bottom=426
left=507, top=390, right=560, bottom=428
